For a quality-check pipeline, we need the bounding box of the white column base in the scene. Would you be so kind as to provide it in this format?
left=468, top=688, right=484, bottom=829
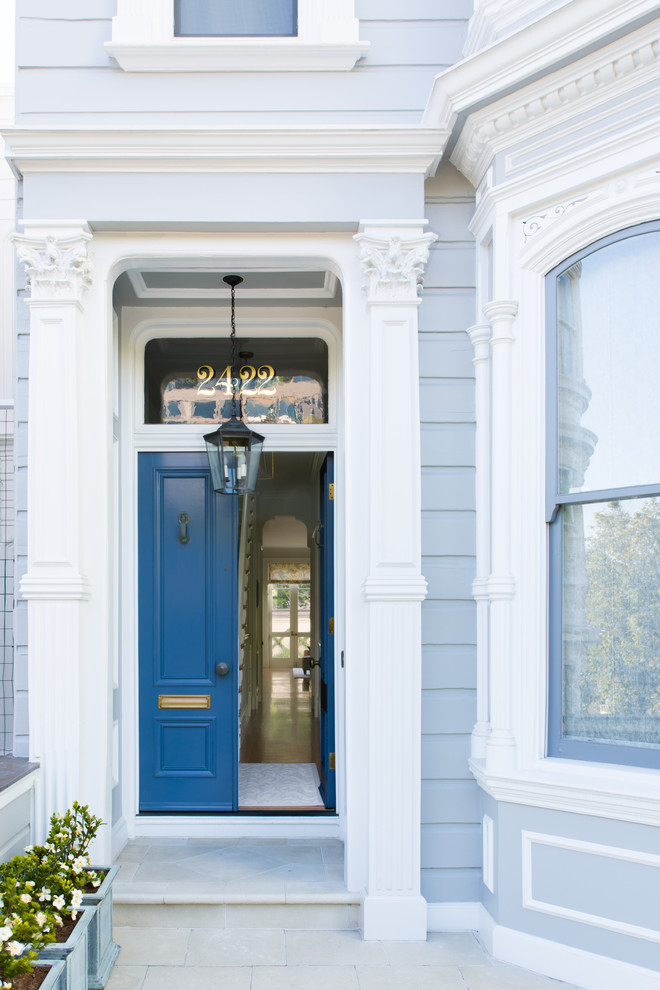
left=362, top=894, right=428, bottom=941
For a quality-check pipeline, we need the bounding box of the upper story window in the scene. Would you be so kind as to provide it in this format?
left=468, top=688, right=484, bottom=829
left=106, top=0, right=368, bottom=72
left=547, top=221, right=660, bottom=769
left=174, top=0, right=297, bottom=37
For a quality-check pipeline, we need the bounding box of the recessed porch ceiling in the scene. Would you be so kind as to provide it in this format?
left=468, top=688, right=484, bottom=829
left=114, top=267, right=341, bottom=308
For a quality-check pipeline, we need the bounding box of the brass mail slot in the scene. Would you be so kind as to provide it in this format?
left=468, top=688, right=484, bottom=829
left=158, top=694, right=211, bottom=710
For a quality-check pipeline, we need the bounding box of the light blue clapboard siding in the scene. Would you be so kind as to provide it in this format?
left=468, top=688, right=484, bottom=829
left=16, top=18, right=113, bottom=68
left=419, top=164, right=478, bottom=904
left=423, top=646, right=476, bottom=690
left=359, top=21, right=468, bottom=66
left=15, top=2, right=471, bottom=122
left=422, top=779, right=480, bottom=823
left=356, top=0, right=473, bottom=18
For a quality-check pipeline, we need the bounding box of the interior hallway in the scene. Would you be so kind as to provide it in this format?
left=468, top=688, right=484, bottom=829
left=239, top=668, right=323, bottom=810
left=240, top=669, right=320, bottom=767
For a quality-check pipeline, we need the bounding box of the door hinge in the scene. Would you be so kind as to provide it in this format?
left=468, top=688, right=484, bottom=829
left=329, top=752, right=335, bottom=770
left=328, top=483, right=334, bottom=500
left=329, top=617, right=334, bottom=635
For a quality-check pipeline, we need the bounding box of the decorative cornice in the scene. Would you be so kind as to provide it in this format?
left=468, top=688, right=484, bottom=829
left=354, top=227, right=438, bottom=303
left=1, top=128, right=448, bottom=178
left=14, top=229, right=92, bottom=302
left=450, top=24, right=660, bottom=184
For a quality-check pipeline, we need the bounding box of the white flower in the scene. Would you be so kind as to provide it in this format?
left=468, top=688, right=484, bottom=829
left=53, top=913, right=62, bottom=926
left=35, top=912, right=48, bottom=927
left=24, top=845, right=33, bottom=853
left=0, top=925, right=12, bottom=942
left=44, top=843, right=55, bottom=853
left=52, top=895, right=65, bottom=911
left=7, top=940, right=24, bottom=957
left=38, top=888, right=51, bottom=902
left=19, top=894, right=31, bottom=904
left=70, top=910, right=78, bottom=920
left=92, top=877, right=101, bottom=888
left=25, top=882, right=35, bottom=888
left=70, top=890, right=83, bottom=910
left=72, top=857, right=86, bottom=875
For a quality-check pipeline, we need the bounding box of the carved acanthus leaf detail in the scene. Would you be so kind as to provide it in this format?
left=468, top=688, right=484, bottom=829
left=14, top=233, right=93, bottom=301
left=355, top=232, right=437, bottom=301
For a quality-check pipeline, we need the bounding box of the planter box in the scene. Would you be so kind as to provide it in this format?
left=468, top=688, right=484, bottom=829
left=82, top=865, right=120, bottom=988
left=26, top=959, right=66, bottom=990
left=39, top=905, right=94, bottom=990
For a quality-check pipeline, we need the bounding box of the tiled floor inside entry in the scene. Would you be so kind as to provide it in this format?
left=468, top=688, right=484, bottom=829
left=110, top=839, right=585, bottom=990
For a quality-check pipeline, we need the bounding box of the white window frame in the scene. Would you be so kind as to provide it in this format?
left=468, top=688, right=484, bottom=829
left=469, top=179, right=660, bottom=829
left=105, top=0, right=369, bottom=72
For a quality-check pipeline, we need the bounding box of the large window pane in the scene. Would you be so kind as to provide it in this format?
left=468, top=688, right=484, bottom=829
left=175, top=0, right=297, bottom=37
left=561, top=497, right=660, bottom=749
left=557, top=231, right=660, bottom=494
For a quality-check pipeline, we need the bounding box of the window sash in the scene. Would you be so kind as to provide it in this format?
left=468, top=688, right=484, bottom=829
left=546, top=220, right=660, bottom=768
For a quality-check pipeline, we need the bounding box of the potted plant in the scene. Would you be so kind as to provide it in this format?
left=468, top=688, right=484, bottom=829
left=3, top=843, right=92, bottom=990
left=43, top=805, right=119, bottom=989
left=0, top=868, right=64, bottom=990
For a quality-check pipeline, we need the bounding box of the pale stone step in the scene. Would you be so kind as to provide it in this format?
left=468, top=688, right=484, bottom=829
left=113, top=893, right=361, bottom=931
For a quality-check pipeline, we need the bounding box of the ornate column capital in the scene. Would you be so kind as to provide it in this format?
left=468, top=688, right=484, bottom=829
left=13, top=222, right=92, bottom=303
left=355, top=221, right=437, bottom=303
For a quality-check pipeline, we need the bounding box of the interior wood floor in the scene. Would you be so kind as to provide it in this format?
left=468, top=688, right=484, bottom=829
left=240, top=668, right=321, bottom=770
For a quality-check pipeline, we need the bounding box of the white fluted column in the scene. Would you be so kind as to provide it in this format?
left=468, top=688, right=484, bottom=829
left=468, top=323, right=492, bottom=759
left=354, top=221, right=436, bottom=941
left=482, top=300, right=518, bottom=773
left=14, top=222, right=92, bottom=840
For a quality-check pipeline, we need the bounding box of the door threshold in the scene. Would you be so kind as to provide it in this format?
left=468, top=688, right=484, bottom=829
left=131, top=813, right=341, bottom=841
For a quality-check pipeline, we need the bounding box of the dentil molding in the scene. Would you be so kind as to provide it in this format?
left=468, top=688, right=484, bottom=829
left=14, top=229, right=93, bottom=302
left=354, top=225, right=438, bottom=303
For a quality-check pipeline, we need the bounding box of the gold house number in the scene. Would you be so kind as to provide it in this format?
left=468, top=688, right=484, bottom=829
left=197, top=364, right=277, bottom=396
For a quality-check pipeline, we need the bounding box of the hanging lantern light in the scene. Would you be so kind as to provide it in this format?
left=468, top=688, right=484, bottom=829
left=204, top=275, right=265, bottom=495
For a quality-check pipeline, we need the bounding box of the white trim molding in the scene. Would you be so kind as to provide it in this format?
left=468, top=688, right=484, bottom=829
left=105, top=0, right=369, bottom=71
left=355, top=221, right=433, bottom=942
left=1, top=128, right=446, bottom=179
left=522, top=830, right=660, bottom=944
left=480, top=907, right=660, bottom=990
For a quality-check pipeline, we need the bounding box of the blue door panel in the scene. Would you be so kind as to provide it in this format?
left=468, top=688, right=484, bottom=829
left=139, top=453, right=237, bottom=812
left=318, top=453, right=335, bottom=808
left=155, top=719, right=216, bottom=776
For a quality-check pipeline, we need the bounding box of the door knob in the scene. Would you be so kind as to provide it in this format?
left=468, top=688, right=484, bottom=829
left=216, top=662, right=230, bottom=677
left=309, top=658, right=320, bottom=668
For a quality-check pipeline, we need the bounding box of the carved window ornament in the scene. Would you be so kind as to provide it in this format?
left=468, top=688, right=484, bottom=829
left=106, top=0, right=369, bottom=72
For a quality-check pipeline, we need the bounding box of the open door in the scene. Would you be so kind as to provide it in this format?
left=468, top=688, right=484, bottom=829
left=318, top=453, right=335, bottom=807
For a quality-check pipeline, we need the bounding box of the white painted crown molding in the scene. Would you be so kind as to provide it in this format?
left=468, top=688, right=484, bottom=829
left=463, top=0, right=573, bottom=58
left=1, top=127, right=447, bottom=178
left=450, top=21, right=660, bottom=184
left=425, top=0, right=659, bottom=127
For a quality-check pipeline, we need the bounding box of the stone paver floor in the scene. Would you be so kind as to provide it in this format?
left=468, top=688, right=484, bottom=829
left=106, top=928, right=585, bottom=990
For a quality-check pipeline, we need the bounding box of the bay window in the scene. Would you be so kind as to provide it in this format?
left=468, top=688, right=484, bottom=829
left=547, top=221, right=660, bottom=767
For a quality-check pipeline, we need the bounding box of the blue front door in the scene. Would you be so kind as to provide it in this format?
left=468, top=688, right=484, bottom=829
left=138, top=453, right=238, bottom=811
left=318, top=454, right=335, bottom=807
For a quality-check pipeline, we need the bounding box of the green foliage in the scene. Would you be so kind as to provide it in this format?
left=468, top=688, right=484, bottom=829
left=0, top=864, right=57, bottom=985
left=580, top=499, right=660, bottom=732
left=0, top=803, right=104, bottom=987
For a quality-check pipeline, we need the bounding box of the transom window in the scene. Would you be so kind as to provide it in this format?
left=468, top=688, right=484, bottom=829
left=144, top=337, right=328, bottom=425
left=547, top=221, right=660, bottom=767
left=174, top=0, right=297, bottom=37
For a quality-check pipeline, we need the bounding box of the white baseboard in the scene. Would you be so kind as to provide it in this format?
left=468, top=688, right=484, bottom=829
left=131, top=814, right=341, bottom=839
left=482, top=908, right=660, bottom=990
left=427, top=901, right=481, bottom=932
left=111, top=817, right=129, bottom=860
